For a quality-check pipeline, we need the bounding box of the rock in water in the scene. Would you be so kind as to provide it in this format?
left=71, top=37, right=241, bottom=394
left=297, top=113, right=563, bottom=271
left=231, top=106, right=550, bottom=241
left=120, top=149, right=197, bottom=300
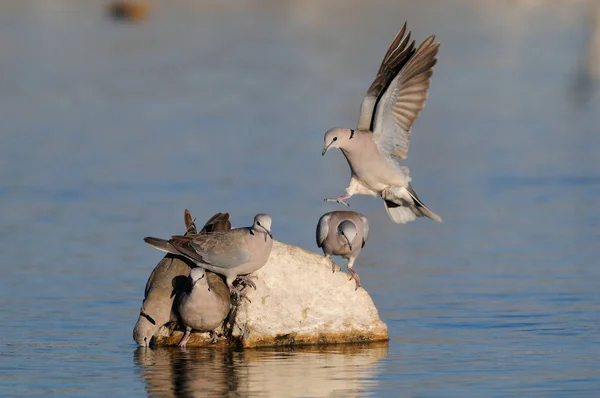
left=155, top=241, right=388, bottom=347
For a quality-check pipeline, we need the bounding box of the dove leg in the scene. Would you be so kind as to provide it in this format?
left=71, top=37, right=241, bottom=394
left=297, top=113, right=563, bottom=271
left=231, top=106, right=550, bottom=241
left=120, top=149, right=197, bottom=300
left=231, top=289, right=251, bottom=305
left=347, top=257, right=362, bottom=290
left=178, top=326, right=192, bottom=348
left=326, top=255, right=338, bottom=273
left=380, top=188, right=393, bottom=201
left=348, top=268, right=362, bottom=290
left=209, top=330, right=218, bottom=344
left=324, top=194, right=351, bottom=207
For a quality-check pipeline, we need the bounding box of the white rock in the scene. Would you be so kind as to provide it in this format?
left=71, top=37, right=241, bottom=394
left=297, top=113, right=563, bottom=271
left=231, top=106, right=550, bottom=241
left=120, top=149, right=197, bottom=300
left=233, top=241, right=387, bottom=347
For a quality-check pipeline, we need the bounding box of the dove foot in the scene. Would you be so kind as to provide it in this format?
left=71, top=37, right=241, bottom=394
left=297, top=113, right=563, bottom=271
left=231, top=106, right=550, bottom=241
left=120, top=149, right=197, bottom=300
left=209, top=330, right=219, bottom=344
left=230, top=284, right=252, bottom=305
left=178, top=329, right=191, bottom=348
left=330, top=260, right=338, bottom=273
left=325, top=197, right=350, bottom=207
left=234, top=274, right=257, bottom=291
left=348, top=268, right=362, bottom=290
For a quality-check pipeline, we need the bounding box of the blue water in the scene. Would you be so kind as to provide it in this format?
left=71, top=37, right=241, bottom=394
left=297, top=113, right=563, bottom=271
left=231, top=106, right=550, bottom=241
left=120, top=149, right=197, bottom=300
left=1, top=0, right=600, bottom=396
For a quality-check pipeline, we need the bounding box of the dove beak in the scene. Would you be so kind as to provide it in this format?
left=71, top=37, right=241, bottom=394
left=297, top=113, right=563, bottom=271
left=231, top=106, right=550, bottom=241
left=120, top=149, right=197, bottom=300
left=322, top=143, right=331, bottom=156
left=259, top=224, right=273, bottom=240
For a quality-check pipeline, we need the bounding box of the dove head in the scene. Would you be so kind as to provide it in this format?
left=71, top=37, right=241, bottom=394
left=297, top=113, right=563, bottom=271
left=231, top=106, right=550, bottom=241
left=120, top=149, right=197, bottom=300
left=189, top=267, right=207, bottom=288
left=338, top=220, right=357, bottom=251
left=322, top=127, right=355, bottom=156
left=133, top=312, right=158, bottom=347
left=253, top=213, right=273, bottom=238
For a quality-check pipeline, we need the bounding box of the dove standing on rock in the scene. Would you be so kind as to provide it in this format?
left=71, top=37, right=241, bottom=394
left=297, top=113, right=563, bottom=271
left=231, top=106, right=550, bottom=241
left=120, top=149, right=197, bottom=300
left=321, top=23, right=442, bottom=224
left=177, top=266, right=231, bottom=347
left=316, top=211, right=369, bottom=290
left=133, top=210, right=231, bottom=347
left=144, top=214, right=273, bottom=301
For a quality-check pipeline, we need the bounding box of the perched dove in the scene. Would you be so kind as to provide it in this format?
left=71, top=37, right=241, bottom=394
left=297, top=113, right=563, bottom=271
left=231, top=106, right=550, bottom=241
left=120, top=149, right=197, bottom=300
left=316, top=211, right=369, bottom=289
left=144, top=214, right=273, bottom=301
left=177, top=266, right=231, bottom=347
left=321, top=23, right=442, bottom=224
left=133, top=210, right=231, bottom=347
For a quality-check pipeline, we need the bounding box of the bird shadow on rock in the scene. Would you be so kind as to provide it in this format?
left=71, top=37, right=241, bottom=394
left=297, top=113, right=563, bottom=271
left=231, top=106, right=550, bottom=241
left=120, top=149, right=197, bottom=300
left=170, top=275, right=189, bottom=299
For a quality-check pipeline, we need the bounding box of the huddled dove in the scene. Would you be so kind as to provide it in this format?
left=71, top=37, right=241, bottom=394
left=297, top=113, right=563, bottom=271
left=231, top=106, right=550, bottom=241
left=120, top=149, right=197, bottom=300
left=133, top=210, right=231, bottom=347
left=176, top=266, right=231, bottom=347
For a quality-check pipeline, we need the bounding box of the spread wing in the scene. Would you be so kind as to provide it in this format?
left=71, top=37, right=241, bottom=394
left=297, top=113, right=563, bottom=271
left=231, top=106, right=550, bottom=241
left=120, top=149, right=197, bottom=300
left=357, top=23, right=416, bottom=131
left=372, top=35, right=439, bottom=159
left=316, top=213, right=331, bottom=248
left=168, top=230, right=250, bottom=269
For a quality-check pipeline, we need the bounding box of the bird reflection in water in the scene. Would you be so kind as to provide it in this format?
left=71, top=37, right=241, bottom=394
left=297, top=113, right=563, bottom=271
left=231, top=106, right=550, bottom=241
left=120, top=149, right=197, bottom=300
left=133, top=342, right=388, bottom=397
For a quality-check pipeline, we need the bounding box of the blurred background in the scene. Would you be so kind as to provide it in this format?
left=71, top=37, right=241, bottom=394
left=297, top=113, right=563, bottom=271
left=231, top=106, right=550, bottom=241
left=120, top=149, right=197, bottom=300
left=1, top=0, right=599, bottom=396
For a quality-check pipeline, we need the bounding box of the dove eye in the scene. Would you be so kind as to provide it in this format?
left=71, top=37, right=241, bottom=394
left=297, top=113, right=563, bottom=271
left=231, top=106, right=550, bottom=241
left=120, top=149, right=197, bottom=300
left=333, top=137, right=338, bottom=141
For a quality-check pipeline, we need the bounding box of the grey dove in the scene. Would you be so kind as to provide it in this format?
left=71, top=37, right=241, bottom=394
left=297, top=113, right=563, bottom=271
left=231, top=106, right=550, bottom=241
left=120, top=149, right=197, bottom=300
left=133, top=210, right=231, bottom=347
left=322, top=23, right=442, bottom=224
left=144, top=213, right=273, bottom=301
left=177, top=266, right=231, bottom=347
left=316, top=211, right=369, bottom=290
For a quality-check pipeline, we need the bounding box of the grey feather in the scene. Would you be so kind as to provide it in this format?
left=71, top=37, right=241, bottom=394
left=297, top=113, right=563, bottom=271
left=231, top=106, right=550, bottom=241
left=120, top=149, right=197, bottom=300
left=372, top=34, right=439, bottom=160
left=359, top=215, right=370, bottom=248
left=357, top=23, right=416, bottom=131
left=316, top=213, right=331, bottom=248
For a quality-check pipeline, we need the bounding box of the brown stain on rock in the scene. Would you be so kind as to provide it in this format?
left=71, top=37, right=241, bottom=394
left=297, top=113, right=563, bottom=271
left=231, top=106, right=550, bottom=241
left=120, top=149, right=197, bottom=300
left=154, top=328, right=231, bottom=348
left=242, top=329, right=389, bottom=349
left=153, top=325, right=388, bottom=349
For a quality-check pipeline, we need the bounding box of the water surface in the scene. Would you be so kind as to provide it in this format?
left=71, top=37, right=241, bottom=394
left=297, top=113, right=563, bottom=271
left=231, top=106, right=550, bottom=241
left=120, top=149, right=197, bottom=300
left=1, top=0, right=599, bottom=396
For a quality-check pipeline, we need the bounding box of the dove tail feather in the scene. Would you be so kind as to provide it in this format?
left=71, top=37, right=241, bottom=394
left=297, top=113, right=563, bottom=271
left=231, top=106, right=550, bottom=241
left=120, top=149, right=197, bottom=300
left=144, top=237, right=181, bottom=255
left=382, top=184, right=442, bottom=224
left=384, top=200, right=418, bottom=224
left=406, top=184, right=442, bottom=223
